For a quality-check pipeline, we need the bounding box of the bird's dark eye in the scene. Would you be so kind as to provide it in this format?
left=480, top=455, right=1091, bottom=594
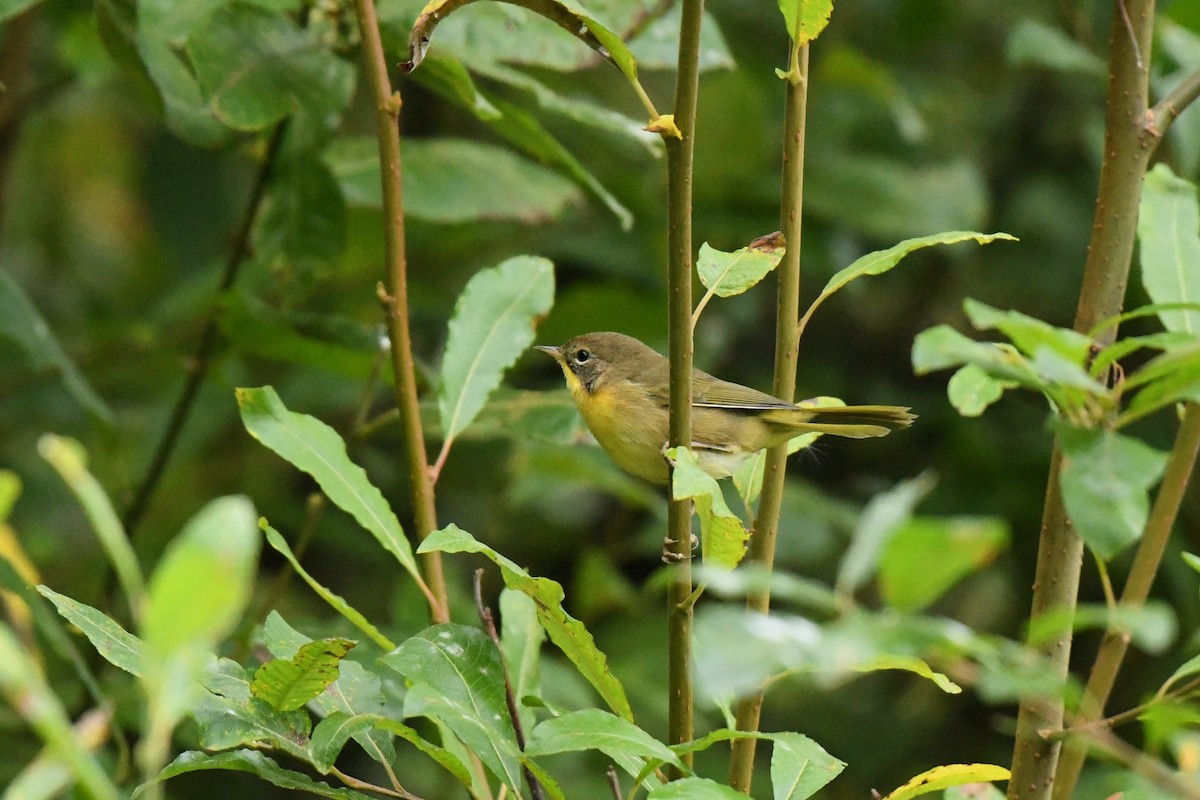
left=573, top=349, right=591, bottom=364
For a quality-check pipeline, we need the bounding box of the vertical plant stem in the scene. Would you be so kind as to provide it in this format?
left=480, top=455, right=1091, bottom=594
left=1007, top=2, right=1156, bottom=798
left=665, top=0, right=705, bottom=774
left=353, top=0, right=450, bottom=624
left=727, top=43, right=809, bottom=795
left=123, top=123, right=286, bottom=537
left=1053, top=403, right=1200, bottom=799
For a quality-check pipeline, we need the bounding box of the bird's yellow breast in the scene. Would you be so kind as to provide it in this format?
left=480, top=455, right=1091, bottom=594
left=568, top=377, right=671, bottom=483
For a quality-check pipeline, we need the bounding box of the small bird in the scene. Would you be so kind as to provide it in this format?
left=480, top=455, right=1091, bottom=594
left=537, top=331, right=914, bottom=484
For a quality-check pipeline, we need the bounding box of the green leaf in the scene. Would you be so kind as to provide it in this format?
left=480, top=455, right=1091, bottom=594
left=236, top=386, right=424, bottom=591
left=696, top=233, right=787, bottom=298
left=37, top=435, right=144, bottom=614
left=251, top=638, right=355, bottom=712
left=648, top=777, right=751, bottom=799
left=776, top=0, right=834, bottom=45
left=307, top=712, right=376, bottom=774
left=879, top=516, right=1009, bottom=612
left=629, top=7, right=734, bottom=72
left=261, top=522, right=395, bottom=651
left=880, top=763, right=1010, bottom=800
left=36, top=586, right=145, bottom=676
left=667, top=447, right=750, bottom=570
left=852, top=655, right=961, bottom=694
left=526, top=708, right=682, bottom=782
left=770, top=732, right=846, bottom=800
left=0, top=270, right=111, bottom=423
left=0, top=0, right=44, bottom=25
left=1122, top=345, right=1200, bottom=424
left=1161, top=652, right=1200, bottom=696
left=946, top=364, right=1014, bottom=417
left=191, top=658, right=313, bottom=759
left=963, top=299, right=1093, bottom=365
left=800, top=232, right=1016, bottom=336
left=836, top=472, right=936, bottom=594
left=1058, top=427, right=1169, bottom=560
left=382, top=624, right=522, bottom=793
left=731, top=398, right=838, bottom=510
left=154, top=750, right=373, bottom=799
left=911, top=325, right=1038, bottom=386
left=1138, top=163, right=1200, bottom=335
left=186, top=3, right=355, bottom=143
left=1028, top=601, right=1177, bottom=655
left=326, top=136, right=582, bottom=223
left=418, top=525, right=633, bottom=720
left=0, top=626, right=120, bottom=800
left=500, top=588, right=544, bottom=732
left=142, top=496, right=260, bottom=655
left=256, top=154, right=347, bottom=269
left=439, top=256, right=555, bottom=443
left=1006, top=19, right=1106, bottom=76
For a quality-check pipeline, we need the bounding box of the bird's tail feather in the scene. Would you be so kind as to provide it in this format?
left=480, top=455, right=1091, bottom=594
left=764, top=404, right=916, bottom=439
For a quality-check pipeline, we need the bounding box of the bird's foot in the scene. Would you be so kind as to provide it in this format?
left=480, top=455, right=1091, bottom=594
left=661, top=533, right=698, bottom=563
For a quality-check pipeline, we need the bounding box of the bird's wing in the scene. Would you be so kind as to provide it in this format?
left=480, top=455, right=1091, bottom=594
left=691, top=372, right=794, bottom=410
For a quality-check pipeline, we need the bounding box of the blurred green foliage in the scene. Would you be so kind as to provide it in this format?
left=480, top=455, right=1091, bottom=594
left=4, top=0, right=1200, bottom=798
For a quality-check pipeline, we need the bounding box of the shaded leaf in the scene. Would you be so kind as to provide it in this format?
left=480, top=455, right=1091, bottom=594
left=696, top=233, right=786, bottom=298
left=418, top=525, right=633, bottom=720
left=382, top=624, right=522, bottom=793
left=307, top=712, right=376, bottom=774
left=36, top=586, right=145, bottom=676
left=256, top=154, right=347, bottom=268
left=440, top=256, right=555, bottom=442
left=1059, top=427, right=1169, bottom=560
left=629, top=7, right=733, bottom=72
left=667, top=446, right=749, bottom=570
left=648, top=777, right=750, bottom=799
left=770, top=732, right=846, bottom=800
left=154, top=750, right=372, bottom=799
left=500, top=588, right=544, bottom=732
left=251, top=638, right=356, bottom=712
left=1139, top=163, right=1200, bottom=335
left=836, top=473, right=936, bottom=595
left=236, top=387, right=423, bottom=591
left=192, top=658, right=313, bottom=758
left=1006, top=19, right=1105, bottom=76
left=880, top=764, right=1010, bottom=800
left=963, top=298, right=1093, bottom=365
left=853, top=655, right=961, bottom=694
left=0, top=270, right=111, bottom=423
left=1028, top=601, right=1177, bottom=655
left=526, top=709, right=681, bottom=782
left=879, top=516, right=1009, bottom=612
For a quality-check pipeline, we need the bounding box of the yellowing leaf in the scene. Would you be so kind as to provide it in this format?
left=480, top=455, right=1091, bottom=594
left=881, top=763, right=1010, bottom=800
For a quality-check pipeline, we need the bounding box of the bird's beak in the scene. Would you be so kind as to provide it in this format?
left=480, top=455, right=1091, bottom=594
left=534, top=345, right=563, bottom=363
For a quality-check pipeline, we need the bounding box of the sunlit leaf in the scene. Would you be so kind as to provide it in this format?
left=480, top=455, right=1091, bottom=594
left=666, top=447, right=749, bottom=570
left=440, top=256, right=555, bottom=443
left=880, top=763, right=1010, bottom=800
left=1058, top=426, right=1169, bottom=560
left=0, top=270, right=111, bottom=423
left=153, top=750, right=372, bottom=799
left=775, top=0, right=834, bottom=45
left=525, top=708, right=682, bottom=781
left=251, top=638, right=355, bottom=712
left=236, top=387, right=423, bottom=591
left=382, top=624, right=522, bottom=793
left=1138, top=164, right=1200, bottom=335
left=770, top=732, right=846, bottom=800
left=418, top=525, right=633, bottom=720
left=879, top=516, right=1009, bottom=612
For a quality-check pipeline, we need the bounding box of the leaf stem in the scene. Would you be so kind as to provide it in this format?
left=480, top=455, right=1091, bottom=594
left=664, top=0, right=705, bottom=776
left=727, top=44, right=809, bottom=796
left=122, top=123, right=285, bottom=537
left=1053, top=403, right=1200, bottom=798
left=353, top=0, right=450, bottom=624
left=1008, top=2, right=1157, bottom=798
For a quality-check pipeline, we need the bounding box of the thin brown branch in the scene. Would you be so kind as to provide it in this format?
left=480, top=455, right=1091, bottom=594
left=1147, top=68, right=1200, bottom=142
left=1049, top=675, right=1200, bottom=742
left=353, top=0, right=449, bottom=623
left=331, top=766, right=423, bottom=800
left=473, top=570, right=546, bottom=800
left=123, top=123, right=286, bottom=536
left=606, top=765, right=622, bottom=800
left=664, top=0, right=706, bottom=777
left=727, top=42, right=809, bottom=796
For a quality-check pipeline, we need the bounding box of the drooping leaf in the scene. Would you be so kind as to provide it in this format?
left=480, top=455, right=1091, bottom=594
left=911, top=325, right=1039, bottom=387
left=0, top=626, right=120, bottom=800
left=37, top=586, right=145, bottom=676
left=382, top=624, right=522, bottom=794
left=525, top=708, right=682, bottom=782
left=37, top=435, right=144, bottom=614
left=1058, top=426, right=1169, bottom=560
left=770, top=732, right=846, bottom=800
left=439, top=256, right=555, bottom=443
left=1121, top=344, right=1200, bottom=425
left=260, top=522, right=395, bottom=651
left=963, top=298, right=1093, bottom=365
left=1138, top=163, right=1200, bottom=335
left=879, top=763, right=1011, bottom=800
left=236, top=387, right=424, bottom=592
left=878, top=516, right=1009, bottom=612
left=799, top=232, right=1016, bottom=336
left=852, top=655, right=961, bottom=694
left=667, top=447, right=749, bottom=570
left=0, top=270, right=111, bottom=423
left=775, top=0, right=834, bottom=45
left=153, top=750, right=373, bottom=799
left=946, top=364, right=1014, bottom=417
left=251, top=638, right=356, bottom=712
left=693, top=233, right=787, bottom=325
left=418, top=525, right=633, bottom=721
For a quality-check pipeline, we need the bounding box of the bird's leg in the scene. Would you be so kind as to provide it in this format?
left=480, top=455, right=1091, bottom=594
left=661, top=532, right=699, bottom=563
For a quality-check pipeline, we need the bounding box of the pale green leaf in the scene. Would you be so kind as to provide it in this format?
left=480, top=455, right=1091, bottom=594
left=963, top=298, right=1093, bottom=365
left=500, top=588, right=544, bottom=732
left=880, top=764, right=1011, bottom=800
left=251, top=638, right=355, bottom=712
left=946, top=365, right=1013, bottom=417
left=770, top=732, right=846, bottom=800
left=36, top=586, right=145, bottom=676
left=667, top=447, right=749, bottom=570
left=525, top=709, right=682, bottom=780
left=1138, top=163, right=1200, bottom=335
left=154, top=750, right=372, bottom=799
left=307, top=713, right=376, bottom=774
left=1006, top=19, right=1105, bottom=76
left=694, top=234, right=786, bottom=324
left=1028, top=601, right=1177, bottom=655
left=853, top=655, right=961, bottom=694
left=439, top=256, right=555, bottom=442
left=836, top=472, right=936, bottom=594
left=649, top=777, right=751, bottom=799
left=879, top=516, right=1009, bottom=612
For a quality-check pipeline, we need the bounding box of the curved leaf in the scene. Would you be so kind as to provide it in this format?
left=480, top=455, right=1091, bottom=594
left=881, top=763, right=1010, bottom=800
left=251, top=638, right=356, bottom=712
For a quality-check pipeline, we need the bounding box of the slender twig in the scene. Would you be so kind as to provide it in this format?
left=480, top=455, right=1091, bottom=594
left=352, top=0, right=449, bottom=623
left=664, top=0, right=705, bottom=777
left=331, top=766, right=424, bottom=800
left=122, top=123, right=286, bottom=536
left=1053, top=403, right=1200, bottom=797
left=1147, top=68, right=1200, bottom=139
left=605, top=765, right=623, bottom=800
left=1008, top=3, right=1157, bottom=799
left=1048, top=675, right=1200, bottom=741
left=727, top=42, right=809, bottom=796
left=473, top=570, right=546, bottom=800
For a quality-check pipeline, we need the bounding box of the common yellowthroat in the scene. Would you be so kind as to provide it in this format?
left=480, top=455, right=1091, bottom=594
left=537, top=331, right=914, bottom=484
